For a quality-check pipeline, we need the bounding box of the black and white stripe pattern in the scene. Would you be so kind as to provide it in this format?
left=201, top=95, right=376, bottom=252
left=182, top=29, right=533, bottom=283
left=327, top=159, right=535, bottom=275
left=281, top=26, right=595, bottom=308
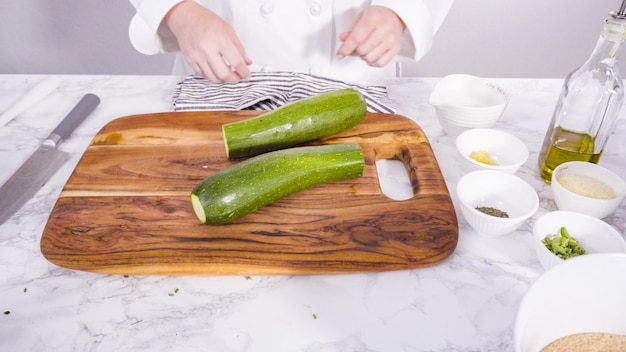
left=172, top=72, right=395, bottom=113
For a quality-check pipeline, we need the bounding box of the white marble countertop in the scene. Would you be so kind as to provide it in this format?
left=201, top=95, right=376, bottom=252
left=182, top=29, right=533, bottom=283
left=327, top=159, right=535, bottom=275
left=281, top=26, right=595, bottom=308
left=0, top=74, right=625, bottom=352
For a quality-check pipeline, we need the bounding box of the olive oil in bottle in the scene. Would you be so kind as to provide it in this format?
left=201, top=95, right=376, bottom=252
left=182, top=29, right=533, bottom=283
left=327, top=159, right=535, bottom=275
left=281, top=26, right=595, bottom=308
left=538, top=2, right=626, bottom=183
left=539, top=127, right=602, bottom=182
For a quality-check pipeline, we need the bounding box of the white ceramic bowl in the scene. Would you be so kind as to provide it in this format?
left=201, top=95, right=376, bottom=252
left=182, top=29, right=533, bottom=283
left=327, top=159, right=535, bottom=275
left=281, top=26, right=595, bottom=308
left=456, top=170, right=539, bottom=237
left=456, top=128, right=529, bottom=174
left=532, top=210, right=626, bottom=271
left=514, top=253, right=626, bottom=352
left=551, top=161, right=626, bottom=219
left=429, top=74, right=509, bottom=137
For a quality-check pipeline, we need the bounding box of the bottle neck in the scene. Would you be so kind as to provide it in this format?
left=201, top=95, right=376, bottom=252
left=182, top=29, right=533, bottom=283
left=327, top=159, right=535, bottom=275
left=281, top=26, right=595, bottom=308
left=587, top=17, right=626, bottom=65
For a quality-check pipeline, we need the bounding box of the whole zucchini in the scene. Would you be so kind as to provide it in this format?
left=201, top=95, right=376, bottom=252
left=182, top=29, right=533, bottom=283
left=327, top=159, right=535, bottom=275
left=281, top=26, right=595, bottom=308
left=223, top=88, right=367, bottom=159
left=191, top=143, right=364, bottom=225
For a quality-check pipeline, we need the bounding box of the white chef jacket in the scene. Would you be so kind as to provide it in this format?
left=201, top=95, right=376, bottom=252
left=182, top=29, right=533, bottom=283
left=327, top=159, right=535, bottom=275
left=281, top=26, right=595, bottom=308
left=128, top=0, right=452, bottom=83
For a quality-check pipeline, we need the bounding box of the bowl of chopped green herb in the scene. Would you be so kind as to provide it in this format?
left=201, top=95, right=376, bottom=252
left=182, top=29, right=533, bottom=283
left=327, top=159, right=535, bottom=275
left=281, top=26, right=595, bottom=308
left=456, top=170, right=539, bottom=237
left=532, top=210, right=626, bottom=271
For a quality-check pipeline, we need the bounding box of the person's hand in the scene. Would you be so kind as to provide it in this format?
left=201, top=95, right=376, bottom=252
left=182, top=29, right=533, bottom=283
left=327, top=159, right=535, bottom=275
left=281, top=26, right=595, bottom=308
left=336, top=6, right=406, bottom=67
left=165, top=1, right=252, bottom=83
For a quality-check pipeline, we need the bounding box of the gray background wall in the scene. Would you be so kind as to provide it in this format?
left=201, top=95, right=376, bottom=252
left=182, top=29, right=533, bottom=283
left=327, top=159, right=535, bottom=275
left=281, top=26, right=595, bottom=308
left=1, top=0, right=625, bottom=78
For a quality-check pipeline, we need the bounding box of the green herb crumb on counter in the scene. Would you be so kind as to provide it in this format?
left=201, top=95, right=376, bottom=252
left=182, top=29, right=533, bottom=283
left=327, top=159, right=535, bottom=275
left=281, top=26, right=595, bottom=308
left=542, top=226, right=586, bottom=259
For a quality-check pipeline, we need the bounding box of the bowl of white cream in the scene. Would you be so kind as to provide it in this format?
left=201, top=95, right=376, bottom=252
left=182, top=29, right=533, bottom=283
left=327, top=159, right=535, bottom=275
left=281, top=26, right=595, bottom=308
left=429, top=74, right=509, bottom=137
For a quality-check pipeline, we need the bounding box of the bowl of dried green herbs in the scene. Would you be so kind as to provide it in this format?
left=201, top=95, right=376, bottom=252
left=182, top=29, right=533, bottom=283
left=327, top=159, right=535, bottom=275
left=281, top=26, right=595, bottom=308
left=456, top=170, right=539, bottom=237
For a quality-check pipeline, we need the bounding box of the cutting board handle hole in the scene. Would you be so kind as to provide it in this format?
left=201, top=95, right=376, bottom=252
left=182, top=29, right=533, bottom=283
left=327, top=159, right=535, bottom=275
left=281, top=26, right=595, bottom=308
left=375, top=159, right=413, bottom=201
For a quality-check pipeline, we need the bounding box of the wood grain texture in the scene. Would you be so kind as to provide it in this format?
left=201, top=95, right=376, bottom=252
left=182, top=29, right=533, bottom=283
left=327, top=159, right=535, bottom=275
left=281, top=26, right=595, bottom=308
left=40, top=111, right=458, bottom=275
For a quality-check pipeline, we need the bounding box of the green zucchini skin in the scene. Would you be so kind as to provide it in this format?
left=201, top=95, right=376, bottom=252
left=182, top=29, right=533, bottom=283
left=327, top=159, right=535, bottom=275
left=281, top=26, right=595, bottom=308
left=223, top=88, right=367, bottom=159
left=190, top=143, right=364, bottom=225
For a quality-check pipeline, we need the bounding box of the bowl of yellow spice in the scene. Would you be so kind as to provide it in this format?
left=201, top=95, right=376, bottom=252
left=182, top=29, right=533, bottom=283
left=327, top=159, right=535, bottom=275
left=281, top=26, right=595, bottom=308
left=551, top=161, right=626, bottom=219
left=456, top=128, right=529, bottom=174
left=456, top=170, right=539, bottom=237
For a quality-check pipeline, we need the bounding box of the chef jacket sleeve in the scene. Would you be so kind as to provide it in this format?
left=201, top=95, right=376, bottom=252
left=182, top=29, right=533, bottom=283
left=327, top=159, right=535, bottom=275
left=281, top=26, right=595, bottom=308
left=128, top=0, right=185, bottom=54
left=371, top=0, right=453, bottom=61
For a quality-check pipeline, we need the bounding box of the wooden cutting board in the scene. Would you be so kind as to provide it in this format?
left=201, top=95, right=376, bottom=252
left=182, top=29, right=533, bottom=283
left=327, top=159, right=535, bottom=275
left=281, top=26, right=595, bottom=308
left=40, top=111, right=458, bottom=275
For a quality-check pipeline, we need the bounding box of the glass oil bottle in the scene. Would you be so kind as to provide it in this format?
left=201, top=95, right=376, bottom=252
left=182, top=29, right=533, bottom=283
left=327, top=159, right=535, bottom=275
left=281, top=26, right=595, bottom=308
left=538, top=2, right=626, bottom=183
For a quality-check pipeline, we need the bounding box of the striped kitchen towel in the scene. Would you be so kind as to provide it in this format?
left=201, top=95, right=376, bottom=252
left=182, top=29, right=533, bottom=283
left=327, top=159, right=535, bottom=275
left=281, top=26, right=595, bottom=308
left=172, top=72, right=395, bottom=113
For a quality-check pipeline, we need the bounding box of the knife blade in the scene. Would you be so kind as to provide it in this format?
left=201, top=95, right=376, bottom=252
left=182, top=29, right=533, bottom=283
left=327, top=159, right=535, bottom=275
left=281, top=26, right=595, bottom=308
left=0, top=93, right=100, bottom=225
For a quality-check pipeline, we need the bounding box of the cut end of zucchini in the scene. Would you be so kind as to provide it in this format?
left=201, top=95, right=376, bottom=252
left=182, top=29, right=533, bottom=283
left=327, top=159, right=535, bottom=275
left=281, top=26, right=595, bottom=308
left=190, top=194, right=207, bottom=224
left=222, top=124, right=230, bottom=159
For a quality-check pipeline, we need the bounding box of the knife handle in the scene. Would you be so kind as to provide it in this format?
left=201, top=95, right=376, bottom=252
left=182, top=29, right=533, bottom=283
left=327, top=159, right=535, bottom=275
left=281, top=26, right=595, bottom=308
left=44, top=93, right=101, bottom=148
